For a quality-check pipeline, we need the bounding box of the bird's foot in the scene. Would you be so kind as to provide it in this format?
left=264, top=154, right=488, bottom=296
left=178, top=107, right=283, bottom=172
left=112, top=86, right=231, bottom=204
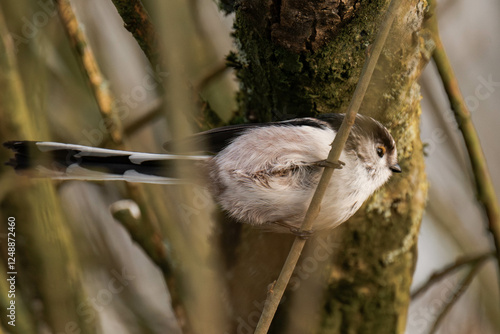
left=313, top=159, right=345, bottom=170
left=289, top=228, right=314, bottom=240
left=272, top=221, right=314, bottom=239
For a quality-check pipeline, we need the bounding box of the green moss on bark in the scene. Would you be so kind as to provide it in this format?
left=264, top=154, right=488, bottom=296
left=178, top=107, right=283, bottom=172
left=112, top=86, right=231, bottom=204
left=232, top=0, right=393, bottom=121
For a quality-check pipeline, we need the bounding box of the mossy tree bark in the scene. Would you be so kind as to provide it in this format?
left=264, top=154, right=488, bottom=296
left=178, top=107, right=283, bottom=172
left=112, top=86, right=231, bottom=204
left=222, top=1, right=430, bottom=333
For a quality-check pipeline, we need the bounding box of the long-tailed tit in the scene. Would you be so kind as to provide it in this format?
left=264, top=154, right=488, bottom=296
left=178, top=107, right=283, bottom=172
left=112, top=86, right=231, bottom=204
left=4, top=113, right=401, bottom=232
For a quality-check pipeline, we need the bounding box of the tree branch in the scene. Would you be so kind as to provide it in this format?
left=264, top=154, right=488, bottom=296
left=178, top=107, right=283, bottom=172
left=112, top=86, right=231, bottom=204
left=110, top=0, right=160, bottom=67
left=426, top=0, right=500, bottom=294
left=55, top=0, right=123, bottom=146
left=253, top=0, right=404, bottom=332
left=429, top=259, right=487, bottom=334
left=411, top=251, right=495, bottom=300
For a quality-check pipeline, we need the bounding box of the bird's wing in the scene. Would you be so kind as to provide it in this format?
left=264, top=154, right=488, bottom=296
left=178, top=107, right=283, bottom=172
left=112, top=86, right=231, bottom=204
left=163, top=118, right=329, bottom=154
left=163, top=123, right=262, bottom=154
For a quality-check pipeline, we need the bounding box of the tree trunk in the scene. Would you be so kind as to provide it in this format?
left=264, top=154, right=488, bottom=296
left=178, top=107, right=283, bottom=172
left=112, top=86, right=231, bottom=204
left=223, top=0, right=430, bottom=333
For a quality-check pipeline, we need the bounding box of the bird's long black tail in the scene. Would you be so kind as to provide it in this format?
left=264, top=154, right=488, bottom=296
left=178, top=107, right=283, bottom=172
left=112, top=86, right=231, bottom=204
left=3, top=141, right=209, bottom=184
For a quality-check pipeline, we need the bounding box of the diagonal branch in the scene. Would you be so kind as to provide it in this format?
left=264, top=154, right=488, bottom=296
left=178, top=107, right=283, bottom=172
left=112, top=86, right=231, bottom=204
left=253, top=0, right=404, bottom=332
left=110, top=0, right=160, bottom=67
left=55, top=0, right=123, bottom=146
left=429, top=259, right=487, bottom=334
left=426, top=0, right=500, bottom=293
left=109, top=200, right=191, bottom=327
left=411, top=251, right=495, bottom=300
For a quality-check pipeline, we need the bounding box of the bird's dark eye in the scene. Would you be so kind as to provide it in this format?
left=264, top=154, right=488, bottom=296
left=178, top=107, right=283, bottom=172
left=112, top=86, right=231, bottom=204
left=376, top=146, right=386, bottom=158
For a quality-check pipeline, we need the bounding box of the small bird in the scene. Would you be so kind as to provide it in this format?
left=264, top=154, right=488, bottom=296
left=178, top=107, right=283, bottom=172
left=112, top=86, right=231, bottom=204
left=4, top=113, right=401, bottom=233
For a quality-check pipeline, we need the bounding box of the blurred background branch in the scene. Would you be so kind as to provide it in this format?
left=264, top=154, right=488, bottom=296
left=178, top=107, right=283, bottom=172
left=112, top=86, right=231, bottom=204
left=0, top=5, right=95, bottom=333
left=426, top=0, right=500, bottom=293
left=55, top=0, right=197, bottom=331
left=110, top=0, right=160, bottom=68
left=429, top=258, right=488, bottom=334
left=56, top=0, right=124, bottom=146
left=412, top=251, right=495, bottom=299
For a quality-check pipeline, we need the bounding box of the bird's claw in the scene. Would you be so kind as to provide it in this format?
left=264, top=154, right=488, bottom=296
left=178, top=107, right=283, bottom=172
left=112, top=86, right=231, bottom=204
left=314, top=159, right=345, bottom=170
left=289, top=228, right=314, bottom=240
left=271, top=221, right=315, bottom=239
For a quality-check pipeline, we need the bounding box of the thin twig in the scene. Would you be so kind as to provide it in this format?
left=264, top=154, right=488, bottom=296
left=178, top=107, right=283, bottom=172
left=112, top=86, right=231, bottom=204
left=253, top=1, right=404, bottom=332
left=429, top=259, right=487, bottom=334
left=411, top=251, right=495, bottom=299
left=110, top=0, right=160, bottom=67
left=426, top=0, right=500, bottom=293
left=100, top=105, right=164, bottom=147
left=55, top=0, right=123, bottom=146
left=119, top=62, right=228, bottom=139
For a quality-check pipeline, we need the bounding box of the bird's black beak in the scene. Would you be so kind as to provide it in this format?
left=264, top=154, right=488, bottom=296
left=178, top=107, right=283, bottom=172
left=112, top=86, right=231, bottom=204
left=390, top=163, right=402, bottom=173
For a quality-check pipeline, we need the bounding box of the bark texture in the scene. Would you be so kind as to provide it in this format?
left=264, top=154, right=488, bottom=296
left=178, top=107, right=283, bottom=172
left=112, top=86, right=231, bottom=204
left=224, top=0, right=430, bottom=333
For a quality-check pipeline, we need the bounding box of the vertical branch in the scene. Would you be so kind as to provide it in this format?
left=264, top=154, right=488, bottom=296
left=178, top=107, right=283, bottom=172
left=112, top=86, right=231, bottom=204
left=0, top=8, right=95, bottom=334
left=426, top=0, right=500, bottom=292
left=55, top=0, right=123, bottom=145
left=151, top=0, right=230, bottom=333
left=253, top=0, right=404, bottom=332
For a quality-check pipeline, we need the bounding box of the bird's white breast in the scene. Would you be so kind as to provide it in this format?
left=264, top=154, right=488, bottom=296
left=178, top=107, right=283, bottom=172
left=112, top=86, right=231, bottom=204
left=211, top=126, right=338, bottom=228
left=208, top=124, right=388, bottom=230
